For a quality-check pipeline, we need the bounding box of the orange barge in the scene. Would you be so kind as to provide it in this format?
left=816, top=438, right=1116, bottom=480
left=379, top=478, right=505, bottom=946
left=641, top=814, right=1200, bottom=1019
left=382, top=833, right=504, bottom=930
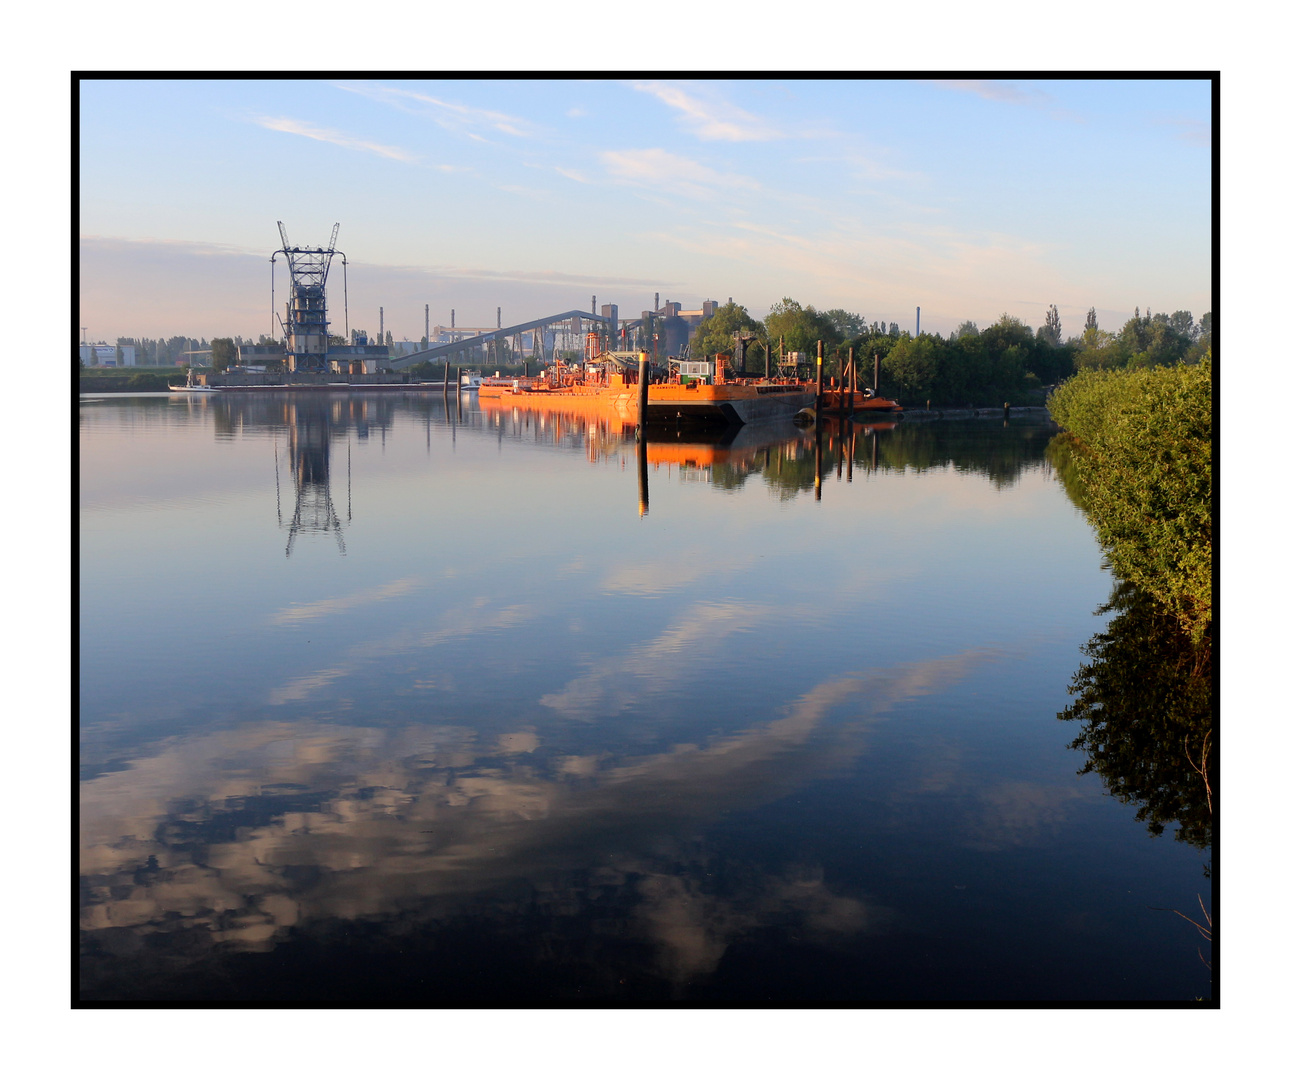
left=478, top=350, right=816, bottom=428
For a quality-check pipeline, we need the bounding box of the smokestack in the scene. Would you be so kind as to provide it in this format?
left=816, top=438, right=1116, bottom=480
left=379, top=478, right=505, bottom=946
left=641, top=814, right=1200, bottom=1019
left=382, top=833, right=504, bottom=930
left=451, top=309, right=455, bottom=329
left=655, top=292, right=659, bottom=312
left=916, top=307, right=920, bottom=336
left=380, top=307, right=384, bottom=341
left=497, top=306, right=501, bottom=329
left=425, top=304, right=429, bottom=344
left=592, top=295, right=596, bottom=317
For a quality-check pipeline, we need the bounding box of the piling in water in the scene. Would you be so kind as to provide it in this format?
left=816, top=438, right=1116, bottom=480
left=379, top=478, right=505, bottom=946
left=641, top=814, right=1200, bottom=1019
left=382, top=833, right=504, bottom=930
left=815, top=340, right=824, bottom=414
left=637, top=350, right=649, bottom=439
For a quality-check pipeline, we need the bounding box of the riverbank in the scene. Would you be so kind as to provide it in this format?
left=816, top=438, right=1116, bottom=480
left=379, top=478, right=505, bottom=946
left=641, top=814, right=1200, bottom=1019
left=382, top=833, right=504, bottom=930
left=896, top=406, right=1052, bottom=422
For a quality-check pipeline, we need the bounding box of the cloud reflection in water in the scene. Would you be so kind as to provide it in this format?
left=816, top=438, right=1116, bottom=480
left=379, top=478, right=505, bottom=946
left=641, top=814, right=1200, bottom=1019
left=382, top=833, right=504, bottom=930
left=80, top=648, right=999, bottom=995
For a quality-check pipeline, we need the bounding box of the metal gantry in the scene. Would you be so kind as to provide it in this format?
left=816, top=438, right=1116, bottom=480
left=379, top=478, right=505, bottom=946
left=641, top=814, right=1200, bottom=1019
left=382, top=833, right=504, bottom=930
left=271, top=222, right=346, bottom=373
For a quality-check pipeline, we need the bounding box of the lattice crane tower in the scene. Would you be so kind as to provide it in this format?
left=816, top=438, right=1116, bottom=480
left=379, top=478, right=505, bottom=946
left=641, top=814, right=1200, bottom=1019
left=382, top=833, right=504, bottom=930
left=273, top=222, right=343, bottom=373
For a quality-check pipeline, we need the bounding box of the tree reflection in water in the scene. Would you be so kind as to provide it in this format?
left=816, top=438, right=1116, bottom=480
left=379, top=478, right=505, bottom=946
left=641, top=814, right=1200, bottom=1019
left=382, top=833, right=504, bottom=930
left=1060, top=579, right=1213, bottom=861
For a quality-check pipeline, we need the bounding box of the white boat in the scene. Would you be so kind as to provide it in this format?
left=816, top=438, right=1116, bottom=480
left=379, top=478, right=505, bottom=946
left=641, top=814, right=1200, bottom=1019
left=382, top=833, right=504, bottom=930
left=460, top=369, right=483, bottom=390
left=169, top=368, right=220, bottom=392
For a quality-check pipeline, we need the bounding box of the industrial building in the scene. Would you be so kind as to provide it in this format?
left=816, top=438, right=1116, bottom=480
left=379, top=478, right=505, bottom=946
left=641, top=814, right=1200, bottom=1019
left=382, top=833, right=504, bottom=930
left=80, top=343, right=137, bottom=367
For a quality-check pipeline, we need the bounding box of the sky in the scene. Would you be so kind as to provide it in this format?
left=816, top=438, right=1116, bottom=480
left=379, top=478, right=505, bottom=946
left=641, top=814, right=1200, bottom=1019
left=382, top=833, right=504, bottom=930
left=77, top=76, right=1213, bottom=345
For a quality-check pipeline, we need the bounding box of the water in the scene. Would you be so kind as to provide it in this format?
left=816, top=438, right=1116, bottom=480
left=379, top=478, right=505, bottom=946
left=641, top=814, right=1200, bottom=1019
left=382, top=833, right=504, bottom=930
left=78, top=392, right=1212, bottom=1001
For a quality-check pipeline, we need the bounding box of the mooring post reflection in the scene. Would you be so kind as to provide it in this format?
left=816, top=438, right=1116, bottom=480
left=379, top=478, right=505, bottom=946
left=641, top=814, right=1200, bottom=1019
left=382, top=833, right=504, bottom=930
left=814, top=420, right=823, bottom=501
left=637, top=435, right=649, bottom=517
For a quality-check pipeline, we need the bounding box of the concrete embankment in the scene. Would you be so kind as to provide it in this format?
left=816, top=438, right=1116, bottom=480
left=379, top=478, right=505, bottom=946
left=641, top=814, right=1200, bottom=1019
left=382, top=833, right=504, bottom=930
left=897, top=406, right=1051, bottom=422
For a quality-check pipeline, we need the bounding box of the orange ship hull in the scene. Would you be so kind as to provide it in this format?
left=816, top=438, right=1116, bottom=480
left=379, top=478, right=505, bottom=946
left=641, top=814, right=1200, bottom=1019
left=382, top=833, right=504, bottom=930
left=478, top=377, right=816, bottom=427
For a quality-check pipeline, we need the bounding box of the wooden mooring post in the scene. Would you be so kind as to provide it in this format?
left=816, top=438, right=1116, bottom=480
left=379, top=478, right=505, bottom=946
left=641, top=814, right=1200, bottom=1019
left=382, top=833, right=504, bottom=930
left=637, top=350, right=649, bottom=439
left=815, top=340, right=824, bottom=415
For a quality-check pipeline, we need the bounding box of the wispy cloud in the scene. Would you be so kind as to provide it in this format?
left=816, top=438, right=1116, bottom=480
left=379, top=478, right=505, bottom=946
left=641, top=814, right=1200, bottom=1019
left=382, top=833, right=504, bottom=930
left=927, top=79, right=1050, bottom=107
left=633, top=81, right=780, bottom=141
left=252, top=115, right=418, bottom=162
left=441, top=265, right=662, bottom=288
left=600, top=148, right=760, bottom=201
left=335, top=82, right=538, bottom=138
left=1159, top=116, right=1211, bottom=147
left=552, top=165, right=592, bottom=184
left=926, top=80, right=1084, bottom=124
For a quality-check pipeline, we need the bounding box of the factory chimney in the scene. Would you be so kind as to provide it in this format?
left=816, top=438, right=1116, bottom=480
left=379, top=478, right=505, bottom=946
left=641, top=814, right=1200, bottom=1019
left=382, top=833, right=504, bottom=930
left=916, top=307, right=920, bottom=336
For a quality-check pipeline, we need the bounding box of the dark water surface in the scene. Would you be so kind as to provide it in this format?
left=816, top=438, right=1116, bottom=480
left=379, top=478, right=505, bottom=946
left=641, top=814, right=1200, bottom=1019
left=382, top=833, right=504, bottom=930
left=78, top=392, right=1211, bottom=1002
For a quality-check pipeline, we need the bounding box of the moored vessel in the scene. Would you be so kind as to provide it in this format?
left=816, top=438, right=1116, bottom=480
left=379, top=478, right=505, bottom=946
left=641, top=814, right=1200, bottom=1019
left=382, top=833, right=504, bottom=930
left=478, top=350, right=816, bottom=428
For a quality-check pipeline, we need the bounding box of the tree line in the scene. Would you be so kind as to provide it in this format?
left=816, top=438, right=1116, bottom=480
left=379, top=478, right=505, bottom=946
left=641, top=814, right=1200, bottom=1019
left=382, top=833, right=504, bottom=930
left=687, top=298, right=1211, bottom=408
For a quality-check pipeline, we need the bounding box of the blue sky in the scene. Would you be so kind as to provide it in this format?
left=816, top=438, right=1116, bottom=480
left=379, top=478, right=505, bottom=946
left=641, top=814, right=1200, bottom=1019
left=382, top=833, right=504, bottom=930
left=79, top=76, right=1211, bottom=344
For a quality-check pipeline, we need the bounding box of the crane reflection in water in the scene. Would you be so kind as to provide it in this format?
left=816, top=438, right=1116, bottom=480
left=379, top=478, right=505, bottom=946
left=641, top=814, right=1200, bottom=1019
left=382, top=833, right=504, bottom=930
left=273, top=397, right=352, bottom=557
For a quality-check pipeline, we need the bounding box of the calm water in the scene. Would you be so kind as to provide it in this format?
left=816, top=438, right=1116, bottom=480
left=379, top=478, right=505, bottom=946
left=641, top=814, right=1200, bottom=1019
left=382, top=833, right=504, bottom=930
left=78, top=392, right=1212, bottom=1002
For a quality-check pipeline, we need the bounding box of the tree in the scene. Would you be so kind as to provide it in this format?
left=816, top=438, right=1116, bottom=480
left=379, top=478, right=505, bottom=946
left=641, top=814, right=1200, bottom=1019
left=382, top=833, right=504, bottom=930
left=1085, top=307, right=1098, bottom=332
left=690, top=302, right=765, bottom=362
left=951, top=320, right=979, bottom=340
left=1039, top=304, right=1062, bottom=347
left=883, top=334, right=941, bottom=401
left=1168, top=310, right=1195, bottom=342
left=764, top=297, right=840, bottom=358
left=210, top=338, right=237, bottom=372
left=822, top=308, right=867, bottom=339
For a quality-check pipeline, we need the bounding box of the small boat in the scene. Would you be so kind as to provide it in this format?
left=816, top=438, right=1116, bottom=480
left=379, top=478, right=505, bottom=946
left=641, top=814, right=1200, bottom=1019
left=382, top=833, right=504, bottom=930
left=169, top=369, right=220, bottom=393
left=459, top=369, right=483, bottom=390
left=816, top=386, right=902, bottom=414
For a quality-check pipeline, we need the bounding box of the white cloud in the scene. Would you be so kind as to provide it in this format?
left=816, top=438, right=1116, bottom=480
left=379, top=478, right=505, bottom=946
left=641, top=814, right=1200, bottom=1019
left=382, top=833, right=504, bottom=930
left=600, top=148, right=759, bottom=201
left=252, top=115, right=417, bottom=162
left=633, top=81, right=780, bottom=141
left=334, top=82, right=538, bottom=139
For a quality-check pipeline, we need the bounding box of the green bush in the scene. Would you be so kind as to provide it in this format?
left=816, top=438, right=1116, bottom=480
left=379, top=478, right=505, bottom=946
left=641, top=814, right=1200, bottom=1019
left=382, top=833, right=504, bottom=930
left=1047, top=353, right=1211, bottom=641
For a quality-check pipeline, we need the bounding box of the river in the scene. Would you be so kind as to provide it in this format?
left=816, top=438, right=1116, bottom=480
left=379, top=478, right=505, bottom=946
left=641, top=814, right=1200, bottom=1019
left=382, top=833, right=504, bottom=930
left=78, top=391, right=1211, bottom=1001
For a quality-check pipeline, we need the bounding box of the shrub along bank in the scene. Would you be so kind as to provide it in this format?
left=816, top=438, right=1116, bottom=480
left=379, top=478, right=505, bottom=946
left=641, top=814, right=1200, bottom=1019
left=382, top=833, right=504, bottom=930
left=1047, top=353, right=1211, bottom=642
